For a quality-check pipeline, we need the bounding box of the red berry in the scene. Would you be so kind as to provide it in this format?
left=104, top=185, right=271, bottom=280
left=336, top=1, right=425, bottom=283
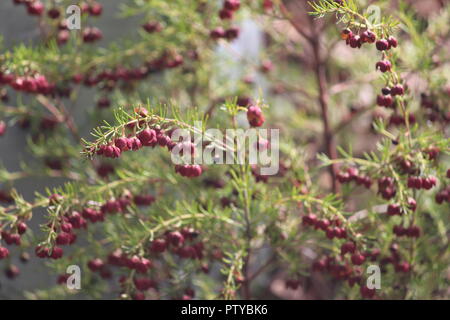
left=134, top=194, right=155, bottom=206
left=340, top=242, right=356, bottom=255
left=89, top=2, right=103, bottom=16
left=375, top=39, right=390, bottom=51
left=341, top=28, right=353, bottom=40
left=142, top=21, right=162, bottom=33
left=349, top=35, right=362, bottom=48
left=317, top=219, right=331, bottom=231
left=0, top=246, right=9, bottom=259
left=247, top=105, right=265, bottom=127
left=360, top=285, right=376, bottom=298
left=35, top=245, right=50, bottom=258
left=219, top=9, right=233, bottom=20
left=210, top=27, right=225, bottom=39
left=260, top=60, right=273, bottom=73
left=56, top=232, right=72, bottom=245
left=47, top=8, right=60, bottom=19
left=225, top=27, right=240, bottom=40
left=351, top=253, right=365, bottom=265
left=27, top=1, right=44, bottom=16
left=388, top=36, right=398, bottom=48
left=5, top=265, right=20, bottom=279
left=83, top=27, right=103, bottom=43
left=407, top=197, right=417, bottom=211
left=387, top=203, right=401, bottom=216
left=407, top=226, right=421, bottom=238
left=395, top=261, right=410, bottom=273
left=381, top=87, right=391, bottom=95
left=137, top=129, right=157, bottom=145
left=263, top=0, right=273, bottom=11
left=0, top=121, right=6, bottom=136
left=391, top=84, right=404, bottom=96
left=393, top=225, right=406, bottom=237
left=375, top=60, right=392, bottom=73
left=135, top=257, right=152, bottom=273
left=326, top=227, right=336, bottom=239
left=57, top=274, right=70, bottom=285
left=422, top=178, right=433, bottom=190
left=302, top=213, right=317, bottom=226
left=60, top=222, right=73, bottom=233
left=49, top=193, right=63, bottom=205
left=361, top=30, right=376, bottom=43
left=150, top=239, right=167, bottom=253
left=17, top=222, right=27, bottom=235
left=114, top=137, right=130, bottom=151
left=167, top=231, right=184, bottom=246
left=337, top=171, right=350, bottom=183
left=88, top=258, right=105, bottom=272
left=224, top=0, right=240, bottom=11
left=4, top=233, right=21, bottom=245
left=133, top=277, right=155, bottom=291
left=132, top=292, right=146, bottom=300
left=51, top=247, right=64, bottom=259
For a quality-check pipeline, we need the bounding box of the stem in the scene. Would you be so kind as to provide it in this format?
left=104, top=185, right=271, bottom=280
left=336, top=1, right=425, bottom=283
left=281, top=1, right=340, bottom=193
left=311, top=33, right=340, bottom=194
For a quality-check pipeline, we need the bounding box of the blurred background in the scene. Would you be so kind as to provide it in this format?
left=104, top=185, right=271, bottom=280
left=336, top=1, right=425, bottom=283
left=0, top=0, right=449, bottom=299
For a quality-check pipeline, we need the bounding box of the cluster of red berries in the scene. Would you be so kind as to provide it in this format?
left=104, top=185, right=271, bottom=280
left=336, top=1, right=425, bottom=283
left=246, top=105, right=265, bottom=127
left=150, top=228, right=205, bottom=260
left=1, top=222, right=27, bottom=246
left=210, top=26, right=240, bottom=41
left=341, top=28, right=376, bottom=49
left=35, top=192, right=155, bottom=260
left=94, top=125, right=205, bottom=178
left=97, top=128, right=167, bottom=158
left=393, top=225, right=421, bottom=238
left=82, top=27, right=103, bottom=43
left=435, top=186, right=450, bottom=205
left=13, top=0, right=44, bottom=16
left=0, top=72, right=55, bottom=95
left=94, top=228, right=205, bottom=299
left=79, top=1, right=103, bottom=16
left=48, top=2, right=102, bottom=45
left=376, top=84, right=405, bottom=108
left=389, top=113, right=416, bottom=127
left=174, top=164, right=203, bottom=178
left=312, top=253, right=378, bottom=298
left=14, top=1, right=103, bottom=18
left=377, top=176, right=396, bottom=200
left=210, top=1, right=241, bottom=41
left=302, top=214, right=348, bottom=240
left=421, top=93, right=450, bottom=124
left=219, top=0, right=240, bottom=20
left=406, top=176, right=437, bottom=190
left=337, top=167, right=372, bottom=189
left=312, top=240, right=414, bottom=298
left=71, top=54, right=183, bottom=108
left=107, top=250, right=152, bottom=273
left=424, top=146, right=440, bottom=160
